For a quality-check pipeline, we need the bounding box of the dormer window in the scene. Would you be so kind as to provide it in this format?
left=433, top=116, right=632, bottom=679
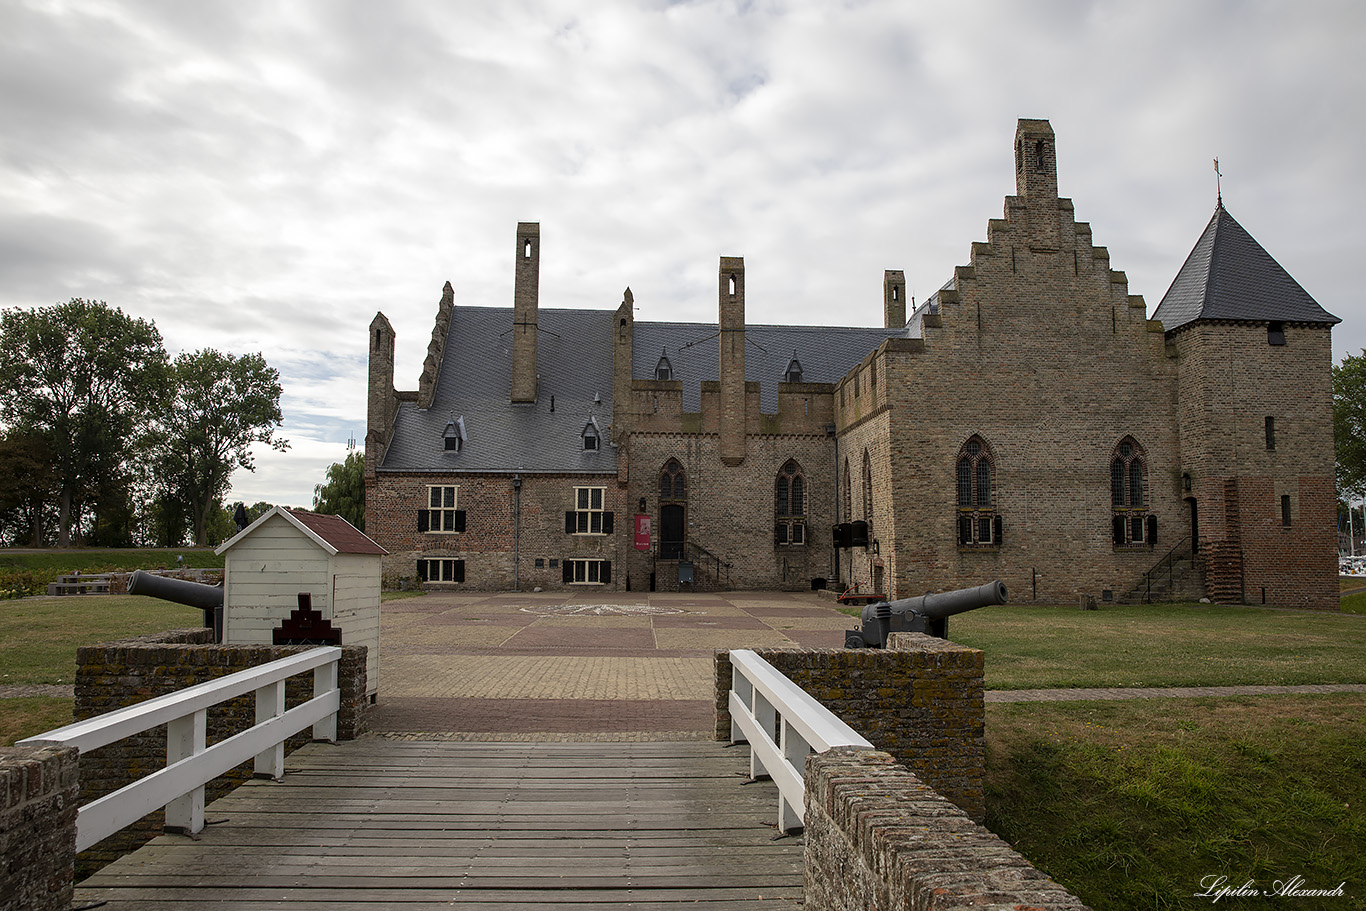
left=655, top=351, right=673, bottom=381
left=443, top=416, right=466, bottom=452
left=582, top=420, right=600, bottom=451
left=784, top=353, right=803, bottom=384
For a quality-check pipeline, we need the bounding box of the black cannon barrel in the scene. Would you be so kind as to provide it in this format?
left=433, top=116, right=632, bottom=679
left=846, top=579, right=1007, bottom=648
left=128, top=570, right=223, bottom=640
left=128, top=570, right=223, bottom=610
left=888, top=580, right=1008, bottom=621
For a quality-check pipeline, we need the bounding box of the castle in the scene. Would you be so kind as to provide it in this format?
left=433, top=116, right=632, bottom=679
left=364, top=119, right=1340, bottom=609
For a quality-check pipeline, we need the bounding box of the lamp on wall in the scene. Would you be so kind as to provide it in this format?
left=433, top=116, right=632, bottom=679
left=638, top=497, right=647, bottom=513
left=871, top=539, right=880, bottom=555
left=1182, top=472, right=1192, bottom=492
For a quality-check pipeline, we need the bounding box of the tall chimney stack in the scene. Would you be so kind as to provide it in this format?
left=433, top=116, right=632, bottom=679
left=512, top=222, right=540, bottom=403
left=718, top=256, right=747, bottom=466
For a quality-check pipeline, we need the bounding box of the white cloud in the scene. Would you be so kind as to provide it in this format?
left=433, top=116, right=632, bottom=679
left=3, top=0, right=1364, bottom=506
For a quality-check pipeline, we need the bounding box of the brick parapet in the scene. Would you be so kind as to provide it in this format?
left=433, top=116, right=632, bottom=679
left=0, top=744, right=79, bottom=911
left=804, top=748, right=1089, bottom=911
left=714, top=635, right=985, bottom=820
left=72, top=630, right=367, bottom=876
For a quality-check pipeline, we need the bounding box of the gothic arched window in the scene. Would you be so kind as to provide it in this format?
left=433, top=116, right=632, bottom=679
left=956, top=436, right=1001, bottom=547
left=775, top=459, right=806, bottom=546
left=1111, top=438, right=1153, bottom=547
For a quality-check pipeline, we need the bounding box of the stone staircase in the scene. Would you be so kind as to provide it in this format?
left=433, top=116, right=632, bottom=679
left=1120, top=537, right=1207, bottom=604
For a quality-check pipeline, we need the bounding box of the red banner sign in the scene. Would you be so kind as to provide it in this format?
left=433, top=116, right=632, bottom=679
left=634, top=514, right=652, bottom=551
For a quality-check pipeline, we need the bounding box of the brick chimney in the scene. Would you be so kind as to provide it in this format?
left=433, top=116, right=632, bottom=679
left=884, top=270, right=906, bottom=329
left=512, top=222, right=540, bottom=403
left=1014, top=119, right=1060, bottom=250
left=719, top=256, right=746, bottom=466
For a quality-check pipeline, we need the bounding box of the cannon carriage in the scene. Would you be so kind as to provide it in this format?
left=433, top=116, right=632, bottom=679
left=844, top=580, right=1007, bottom=648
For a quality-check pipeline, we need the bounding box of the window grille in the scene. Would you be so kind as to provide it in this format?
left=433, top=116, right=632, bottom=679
left=774, top=459, right=807, bottom=546
left=956, top=437, right=999, bottom=546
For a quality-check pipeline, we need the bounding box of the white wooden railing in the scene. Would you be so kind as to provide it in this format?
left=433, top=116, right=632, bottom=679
left=728, top=648, right=873, bottom=832
left=19, top=647, right=342, bottom=852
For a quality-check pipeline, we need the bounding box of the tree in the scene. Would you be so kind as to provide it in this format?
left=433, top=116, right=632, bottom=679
left=314, top=451, right=365, bottom=531
left=0, top=431, right=61, bottom=546
left=0, top=300, right=170, bottom=546
left=157, top=349, right=288, bottom=546
left=1333, top=352, right=1366, bottom=499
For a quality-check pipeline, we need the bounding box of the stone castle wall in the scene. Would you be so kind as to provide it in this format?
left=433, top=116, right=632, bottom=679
left=714, top=634, right=985, bottom=820
left=1172, top=323, right=1338, bottom=609
left=0, top=744, right=78, bottom=911
left=804, top=748, right=1089, bottom=910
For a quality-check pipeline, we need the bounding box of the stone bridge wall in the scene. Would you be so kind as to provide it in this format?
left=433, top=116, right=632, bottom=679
left=714, top=634, right=1090, bottom=910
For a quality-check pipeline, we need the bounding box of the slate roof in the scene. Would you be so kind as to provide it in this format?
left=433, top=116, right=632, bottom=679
left=634, top=322, right=903, bottom=412
left=1152, top=202, right=1338, bottom=332
left=381, top=307, right=619, bottom=474
left=380, top=306, right=900, bottom=473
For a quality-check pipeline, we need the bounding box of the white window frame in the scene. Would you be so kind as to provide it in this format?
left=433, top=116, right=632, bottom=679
left=419, top=558, right=465, bottom=583
left=426, top=485, right=460, bottom=533
left=568, top=559, right=606, bottom=584
left=573, top=486, right=606, bottom=535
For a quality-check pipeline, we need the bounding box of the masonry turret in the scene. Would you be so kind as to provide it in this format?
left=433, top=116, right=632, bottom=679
left=1014, top=118, right=1060, bottom=250
left=883, top=270, right=906, bottom=329
left=512, top=222, right=540, bottom=403
left=365, top=312, right=396, bottom=479
left=612, top=287, right=634, bottom=445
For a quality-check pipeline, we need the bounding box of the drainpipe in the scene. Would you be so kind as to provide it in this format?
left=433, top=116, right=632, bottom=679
left=513, top=474, right=522, bottom=591
left=829, top=423, right=840, bottom=585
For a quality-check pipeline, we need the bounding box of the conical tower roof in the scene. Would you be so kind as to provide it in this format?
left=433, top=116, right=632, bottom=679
left=1153, top=202, right=1338, bottom=332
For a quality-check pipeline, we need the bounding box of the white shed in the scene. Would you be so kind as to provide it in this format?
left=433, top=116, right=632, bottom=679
left=216, top=507, right=386, bottom=697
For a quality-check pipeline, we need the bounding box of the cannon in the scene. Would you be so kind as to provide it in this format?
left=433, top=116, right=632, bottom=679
left=844, top=580, right=1007, bottom=648
left=127, top=569, right=223, bottom=642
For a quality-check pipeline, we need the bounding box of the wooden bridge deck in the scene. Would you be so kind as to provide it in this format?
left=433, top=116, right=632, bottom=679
left=75, top=739, right=804, bottom=910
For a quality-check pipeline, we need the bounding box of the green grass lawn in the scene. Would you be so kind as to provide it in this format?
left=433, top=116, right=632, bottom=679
left=986, top=695, right=1365, bottom=910
left=948, top=603, right=1366, bottom=689
left=0, top=595, right=203, bottom=687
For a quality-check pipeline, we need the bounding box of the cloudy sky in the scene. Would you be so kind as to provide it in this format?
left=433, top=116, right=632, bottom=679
left=4, top=0, right=1364, bottom=509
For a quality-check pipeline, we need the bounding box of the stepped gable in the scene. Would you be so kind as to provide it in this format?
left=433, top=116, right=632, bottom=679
left=1153, top=201, right=1339, bottom=332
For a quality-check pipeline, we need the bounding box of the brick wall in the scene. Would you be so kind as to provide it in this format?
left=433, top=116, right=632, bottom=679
left=714, top=634, right=985, bottom=820
left=0, top=744, right=78, bottom=911
left=369, top=471, right=623, bottom=591
left=73, top=629, right=367, bottom=876
left=626, top=433, right=838, bottom=591
left=804, top=748, right=1089, bottom=911
left=1173, top=323, right=1338, bottom=610
left=835, top=166, right=1184, bottom=603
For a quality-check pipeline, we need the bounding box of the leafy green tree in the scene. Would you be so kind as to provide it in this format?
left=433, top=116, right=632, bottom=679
left=1333, top=352, right=1366, bottom=499
left=0, top=431, right=61, bottom=546
left=0, top=300, right=170, bottom=546
left=157, top=349, right=288, bottom=546
left=313, top=451, right=365, bottom=530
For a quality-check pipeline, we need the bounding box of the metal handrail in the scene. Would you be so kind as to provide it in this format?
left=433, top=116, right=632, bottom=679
left=1144, top=535, right=1192, bottom=603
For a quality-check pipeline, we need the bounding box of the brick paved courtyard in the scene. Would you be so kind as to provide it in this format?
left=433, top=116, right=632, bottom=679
left=368, top=590, right=852, bottom=736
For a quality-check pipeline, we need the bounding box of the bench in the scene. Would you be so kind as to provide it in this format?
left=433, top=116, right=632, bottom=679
left=46, top=574, right=112, bottom=596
